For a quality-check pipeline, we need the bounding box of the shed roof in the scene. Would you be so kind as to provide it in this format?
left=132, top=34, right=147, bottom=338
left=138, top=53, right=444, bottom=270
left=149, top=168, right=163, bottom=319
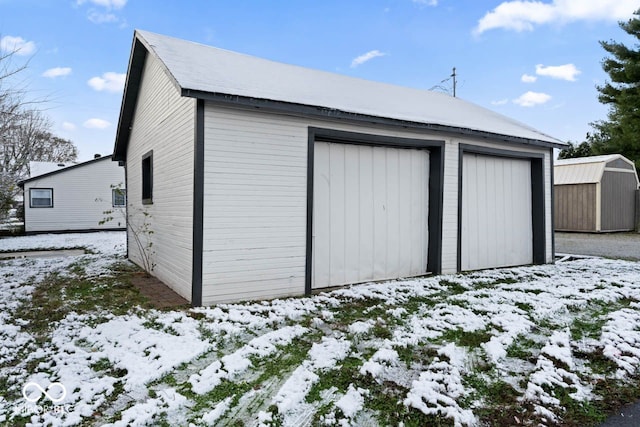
left=113, top=30, right=565, bottom=160
left=554, top=154, right=639, bottom=185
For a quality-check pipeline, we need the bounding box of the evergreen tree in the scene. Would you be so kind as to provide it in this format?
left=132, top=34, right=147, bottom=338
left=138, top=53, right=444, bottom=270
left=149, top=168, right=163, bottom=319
left=558, top=141, right=594, bottom=160
left=588, top=10, right=640, bottom=171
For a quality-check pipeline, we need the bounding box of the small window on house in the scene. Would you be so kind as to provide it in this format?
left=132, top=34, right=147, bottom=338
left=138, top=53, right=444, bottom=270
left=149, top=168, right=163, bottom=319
left=142, top=151, right=153, bottom=204
left=112, top=188, right=126, bottom=207
left=30, top=188, right=53, bottom=208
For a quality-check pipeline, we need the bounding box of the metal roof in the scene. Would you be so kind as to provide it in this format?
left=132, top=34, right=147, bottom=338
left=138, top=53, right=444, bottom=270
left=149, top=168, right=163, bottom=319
left=554, top=154, right=639, bottom=185
left=114, top=30, right=565, bottom=160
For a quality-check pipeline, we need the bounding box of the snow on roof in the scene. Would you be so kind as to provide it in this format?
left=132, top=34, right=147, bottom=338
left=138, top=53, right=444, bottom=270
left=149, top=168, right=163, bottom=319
left=29, top=161, right=76, bottom=178
left=20, top=155, right=113, bottom=185
left=554, top=154, right=623, bottom=166
left=134, top=30, right=563, bottom=146
left=554, top=154, right=638, bottom=185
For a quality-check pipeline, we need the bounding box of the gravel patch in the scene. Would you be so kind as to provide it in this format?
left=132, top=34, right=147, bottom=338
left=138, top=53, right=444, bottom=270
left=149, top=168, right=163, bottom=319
left=555, top=232, right=640, bottom=261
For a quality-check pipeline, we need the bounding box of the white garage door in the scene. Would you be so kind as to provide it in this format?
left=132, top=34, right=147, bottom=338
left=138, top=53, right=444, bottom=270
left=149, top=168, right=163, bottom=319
left=313, top=142, right=429, bottom=289
left=461, top=154, right=533, bottom=271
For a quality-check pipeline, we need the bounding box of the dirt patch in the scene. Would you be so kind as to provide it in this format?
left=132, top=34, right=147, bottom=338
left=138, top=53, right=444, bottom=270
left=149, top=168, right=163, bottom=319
left=129, top=272, right=190, bottom=309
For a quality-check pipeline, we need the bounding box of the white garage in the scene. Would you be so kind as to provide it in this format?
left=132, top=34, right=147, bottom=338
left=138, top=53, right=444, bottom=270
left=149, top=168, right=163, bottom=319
left=312, top=141, right=430, bottom=289
left=114, top=30, right=563, bottom=305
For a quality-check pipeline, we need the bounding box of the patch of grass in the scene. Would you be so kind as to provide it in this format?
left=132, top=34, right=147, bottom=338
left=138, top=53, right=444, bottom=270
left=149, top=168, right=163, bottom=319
left=394, top=344, right=438, bottom=368
left=550, top=384, right=608, bottom=427
left=506, top=335, right=541, bottom=360
left=306, top=356, right=364, bottom=403
left=331, top=297, right=386, bottom=327
left=571, top=317, right=606, bottom=341
left=403, top=295, right=438, bottom=314
left=15, top=264, right=152, bottom=336
left=439, top=279, right=467, bottom=295
left=440, top=328, right=492, bottom=348
left=515, top=302, right=534, bottom=312
left=463, top=373, right=531, bottom=426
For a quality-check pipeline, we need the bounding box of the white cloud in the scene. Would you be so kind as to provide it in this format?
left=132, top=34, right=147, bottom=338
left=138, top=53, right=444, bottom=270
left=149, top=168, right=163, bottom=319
left=513, top=91, right=552, bottom=107
left=0, top=36, right=36, bottom=56
left=62, top=122, right=77, bottom=131
left=412, top=0, right=438, bottom=5
left=535, top=63, right=581, bottom=81
left=77, top=0, right=127, bottom=9
left=351, top=50, right=386, bottom=68
left=474, top=0, right=638, bottom=34
left=491, top=98, right=509, bottom=106
left=88, top=12, right=118, bottom=23
left=42, top=67, right=72, bottom=78
left=521, top=74, right=537, bottom=83
left=84, top=118, right=111, bottom=129
left=87, top=72, right=126, bottom=92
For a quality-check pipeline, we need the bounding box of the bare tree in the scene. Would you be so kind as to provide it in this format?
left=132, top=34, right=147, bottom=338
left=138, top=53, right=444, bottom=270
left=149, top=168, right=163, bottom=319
left=0, top=44, right=78, bottom=218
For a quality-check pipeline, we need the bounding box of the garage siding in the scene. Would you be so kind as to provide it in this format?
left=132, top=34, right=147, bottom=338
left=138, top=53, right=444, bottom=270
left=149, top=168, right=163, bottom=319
left=126, top=53, right=195, bottom=302
left=199, top=105, right=554, bottom=303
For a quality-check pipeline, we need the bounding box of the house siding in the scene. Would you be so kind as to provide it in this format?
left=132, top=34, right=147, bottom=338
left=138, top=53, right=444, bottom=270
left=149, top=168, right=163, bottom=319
left=125, top=53, right=195, bottom=302
left=23, top=158, right=125, bottom=233
left=201, top=104, right=554, bottom=304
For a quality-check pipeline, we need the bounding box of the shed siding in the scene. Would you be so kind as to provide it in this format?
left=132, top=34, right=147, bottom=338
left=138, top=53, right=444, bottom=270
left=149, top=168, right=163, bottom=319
left=605, top=158, right=634, bottom=170
left=201, top=104, right=554, bottom=303
left=126, top=53, right=195, bottom=301
left=601, top=171, right=638, bottom=231
left=23, top=159, right=125, bottom=232
left=554, top=184, right=597, bottom=231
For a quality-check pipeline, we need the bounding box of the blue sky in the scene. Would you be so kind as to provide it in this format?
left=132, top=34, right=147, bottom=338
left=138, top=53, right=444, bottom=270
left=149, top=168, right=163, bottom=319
left=1, top=0, right=638, bottom=161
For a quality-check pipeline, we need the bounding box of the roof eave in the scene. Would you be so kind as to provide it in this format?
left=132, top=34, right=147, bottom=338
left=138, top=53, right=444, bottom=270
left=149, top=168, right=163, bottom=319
left=181, top=88, right=565, bottom=149
left=113, top=33, right=148, bottom=162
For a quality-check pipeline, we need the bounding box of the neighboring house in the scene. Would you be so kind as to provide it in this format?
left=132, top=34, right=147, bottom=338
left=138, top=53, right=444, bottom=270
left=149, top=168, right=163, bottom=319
left=554, top=154, right=640, bottom=232
left=113, top=30, right=565, bottom=306
left=19, top=155, right=126, bottom=234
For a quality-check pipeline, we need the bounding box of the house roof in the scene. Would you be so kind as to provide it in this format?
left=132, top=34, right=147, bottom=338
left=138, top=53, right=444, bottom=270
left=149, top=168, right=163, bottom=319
left=554, top=154, right=639, bottom=185
left=113, top=30, right=565, bottom=161
left=19, top=155, right=114, bottom=186
left=29, top=161, right=76, bottom=178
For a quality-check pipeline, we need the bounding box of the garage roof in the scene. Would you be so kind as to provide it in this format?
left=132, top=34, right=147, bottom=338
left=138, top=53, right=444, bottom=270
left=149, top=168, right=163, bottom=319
left=555, top=154, right=639, bottom=185
left=114, top=30, right=565, bottom=160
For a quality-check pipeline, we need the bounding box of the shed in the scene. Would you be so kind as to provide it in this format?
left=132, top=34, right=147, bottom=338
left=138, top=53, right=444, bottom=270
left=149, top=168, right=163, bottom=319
left=19, top=155, right=126, bottom=233
left=554, top=154, right=640, bottom=232
left=113, top=30, right=565, bottom=306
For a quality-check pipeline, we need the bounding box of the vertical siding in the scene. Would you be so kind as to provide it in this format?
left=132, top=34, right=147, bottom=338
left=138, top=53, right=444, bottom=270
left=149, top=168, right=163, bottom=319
left=312, top=142, right=429, bottom=288
left=23, top=158, right=125, bottom=232
left=461, top=154, right=533, bottom=270
left=553, top=184, right=596, bottom=231
left=601, top=171, right=638, bottom=231
left=126, top=54, right=195, bottom=302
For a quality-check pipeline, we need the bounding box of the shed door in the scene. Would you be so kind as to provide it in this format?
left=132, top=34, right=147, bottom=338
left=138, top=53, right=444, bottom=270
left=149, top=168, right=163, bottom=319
left=461, top=154, right=533, bottom=270
left=313, top=142, right=429, bottom=289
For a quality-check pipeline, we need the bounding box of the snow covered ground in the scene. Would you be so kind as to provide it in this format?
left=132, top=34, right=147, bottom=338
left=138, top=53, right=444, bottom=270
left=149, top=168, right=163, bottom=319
left=1, top=232, right=640, bottom=426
